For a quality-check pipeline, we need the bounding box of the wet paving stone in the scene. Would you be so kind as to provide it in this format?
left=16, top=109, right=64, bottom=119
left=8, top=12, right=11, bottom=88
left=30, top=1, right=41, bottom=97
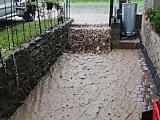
left=9, top=50, right=142, bottom=120
left=9, top=6, right=144, bottom=119
left=133, top=54, right=158, bottom=112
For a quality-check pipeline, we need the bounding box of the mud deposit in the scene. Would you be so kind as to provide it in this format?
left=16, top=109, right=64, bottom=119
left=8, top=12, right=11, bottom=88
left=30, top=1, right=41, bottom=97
left=9, top=4, right=142, bottom=120
left=65, top=24, right=111, bottom=54
left=10, top=50, right=142, bottom=120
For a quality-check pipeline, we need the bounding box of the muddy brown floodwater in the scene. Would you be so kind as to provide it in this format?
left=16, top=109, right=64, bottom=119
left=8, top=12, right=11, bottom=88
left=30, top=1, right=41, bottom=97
left=10, top=50, right=142, bottom=120
left=9, top=4, right=142, bottom=120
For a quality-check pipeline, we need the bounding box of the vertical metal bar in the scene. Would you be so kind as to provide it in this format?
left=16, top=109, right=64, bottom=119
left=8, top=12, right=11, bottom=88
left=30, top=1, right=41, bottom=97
left=54, top=10, right=56, bottom=26
left=64, top=3, right=66, bottom=21
left=66, top=0, right=67, bottom=19
left=22, top=22, right=26, bottom=42
left=13, top=3, right=19, bottom=45
left=1, top=29, right=5, bottom=46
left=15, top=25, right=19, bottom=45
left=67, top=0, right=69, bottom=19
left=28, top=21, right=32, bottom=37
left=36, top=0, right=42, bottom=34
left=42, top=1, right=46, bottom=31
left=109, top=0, right=114, bottom=26
left=69, top=0, right=70, bottom=18
left=4, top=0, right=11, bottom=49
left=0, top=48, right=2, bottom=61
left=47, top=10, right=50, bottom=27
left=22, top=0, right=28, bottom=42
left=34, top=20, right=37, bottom=35
left=11, top=0, right=14, bottom=47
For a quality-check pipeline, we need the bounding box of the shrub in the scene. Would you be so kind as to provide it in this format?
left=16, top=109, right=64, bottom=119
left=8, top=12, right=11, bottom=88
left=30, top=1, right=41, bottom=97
left=145, top=5, right=160, bottom=32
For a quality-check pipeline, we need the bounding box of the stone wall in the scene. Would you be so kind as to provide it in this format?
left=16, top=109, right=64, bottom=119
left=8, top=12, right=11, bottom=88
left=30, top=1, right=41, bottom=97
left=0, top=19, right=72, bottom=119
left=141, top=0, right=160, bottom=73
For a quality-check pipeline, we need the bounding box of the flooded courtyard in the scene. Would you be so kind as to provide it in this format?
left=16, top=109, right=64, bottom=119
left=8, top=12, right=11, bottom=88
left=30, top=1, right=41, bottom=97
left=9, top=3, right=143, bottom=120
left=10, top=50, right=142, bottom=120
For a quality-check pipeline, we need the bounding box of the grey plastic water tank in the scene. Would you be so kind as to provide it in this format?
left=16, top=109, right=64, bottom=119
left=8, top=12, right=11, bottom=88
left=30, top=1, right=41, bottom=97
left=122, top=3, right=137, bottom=37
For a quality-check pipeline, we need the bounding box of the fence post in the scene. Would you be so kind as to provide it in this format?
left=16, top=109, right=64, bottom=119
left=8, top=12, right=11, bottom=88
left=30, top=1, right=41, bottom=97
left=109, top=0, right=114, bottom=26
left=36, top=0, right=42, bottom=34
left=0, top=45, right=2, bottom=63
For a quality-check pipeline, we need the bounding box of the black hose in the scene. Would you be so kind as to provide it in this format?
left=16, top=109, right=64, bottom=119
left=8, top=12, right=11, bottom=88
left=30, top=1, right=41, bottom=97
left=139, top=32, right=160, bottom=101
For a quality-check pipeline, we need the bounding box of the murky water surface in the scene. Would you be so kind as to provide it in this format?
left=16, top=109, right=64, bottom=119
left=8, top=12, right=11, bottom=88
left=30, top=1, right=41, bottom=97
left=9, top=3, right=142, bottom=120
left=70, top=4, right=110, bottom=24
left=10, top=50, right=142, bottom=120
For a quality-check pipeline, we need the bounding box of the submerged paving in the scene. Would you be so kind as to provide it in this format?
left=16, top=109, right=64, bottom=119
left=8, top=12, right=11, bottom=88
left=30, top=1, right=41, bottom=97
left=9, top=3, right=158, bottom=120
left=10, top=49, right=142, bottom=120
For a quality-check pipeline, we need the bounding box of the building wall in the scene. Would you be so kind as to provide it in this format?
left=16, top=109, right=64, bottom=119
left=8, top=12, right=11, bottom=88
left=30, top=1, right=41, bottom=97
left=141, top=0, right=160, bottom=73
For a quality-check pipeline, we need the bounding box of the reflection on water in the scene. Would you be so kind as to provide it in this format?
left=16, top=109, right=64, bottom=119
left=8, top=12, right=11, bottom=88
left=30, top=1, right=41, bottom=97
left=71, top=3, right=110, bottom=14
left=70, top=3, right=143, bottom=14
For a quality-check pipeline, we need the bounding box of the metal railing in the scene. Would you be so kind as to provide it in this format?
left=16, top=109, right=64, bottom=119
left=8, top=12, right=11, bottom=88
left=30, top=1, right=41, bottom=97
left=0, top=0, right=70, bottom=54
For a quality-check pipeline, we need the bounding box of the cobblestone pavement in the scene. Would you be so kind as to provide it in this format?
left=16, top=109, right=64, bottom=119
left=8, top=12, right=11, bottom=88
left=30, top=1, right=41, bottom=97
left=133, top=54, right=158, bottom=112
left=10, top=50, right=142, bottom=120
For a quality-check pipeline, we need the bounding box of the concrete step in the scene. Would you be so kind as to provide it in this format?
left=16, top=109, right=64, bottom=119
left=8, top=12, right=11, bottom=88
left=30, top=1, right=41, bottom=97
left=70, top=24, right=110, bottom=30
left=112, top=37, right=140, bottom=49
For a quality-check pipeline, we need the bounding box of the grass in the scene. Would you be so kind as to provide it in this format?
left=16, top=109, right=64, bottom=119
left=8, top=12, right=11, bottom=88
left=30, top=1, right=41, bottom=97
left=0, top=0, right=144, bottom=54
left=0, top=18, right=58, bottom=54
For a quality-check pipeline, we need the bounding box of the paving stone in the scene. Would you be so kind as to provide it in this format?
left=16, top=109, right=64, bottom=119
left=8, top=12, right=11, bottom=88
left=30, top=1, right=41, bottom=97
left=138, top=94, right=144, bottom=98
left=145, top=75, right=152, bottom=78
left=135, top=86, right=140, bottom=91
left=140, top=88, right=148, bottom=92
left=133, top=91, right=142, bottom=95
left=148, top=88, right=152, bottom=91
left=137, top=98, right=144, bottom=102
left=134, top=54, right=158, bottom=112
left=144, top=85, right=150, bottom=88
left=151, top=94, right=158, bottom=99
left=137, top=82, right=143, bottom=85
left=150, top=91, right=158, bottom=95
left=142, top=106, right=148, bottom=111
left=141, top=62, right=147, bottom=66
left=144, top=98, right=152, bottom=102
left=142, top=81, right=153, bottom=86
left=145, top=77, right=153, bottom=81
left=141, top=75, right=146, bottom=81
left=146, top=94, right=151, bottom=98
left=132, top=94, right=138, bottom=98
left=137, top=85, right=143, bottom=88
left=148, top=87, right=157, bottom=92
left=141, top=66, right=149, bottom=71
left=149, top=102, right=153, bottom=106
left=148, top=105, right=153, bottom=110
left=140, top=102, right=149, bottom=106
left=150, top=85, right=156, bottom=88
left=143, top=91, right=150, bottom=94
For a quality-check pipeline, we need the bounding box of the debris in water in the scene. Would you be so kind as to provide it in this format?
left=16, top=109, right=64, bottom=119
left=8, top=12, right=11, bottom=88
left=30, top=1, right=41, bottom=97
left=65, top=24, right=111, bottom=54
